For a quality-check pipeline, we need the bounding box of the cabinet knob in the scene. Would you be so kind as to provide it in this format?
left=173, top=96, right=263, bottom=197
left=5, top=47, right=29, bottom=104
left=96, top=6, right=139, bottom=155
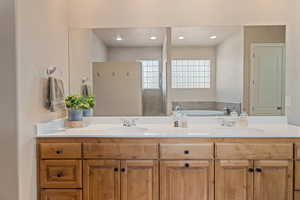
left=56, top=149, right=64, bottom=154
left=248, top=168, right=254, bottom=172
left=57, top=172, right=64, bottom=178
left=185, top=163, right=190, bottom=168
left=121, top=168, right=126, bottom=172
left=184, top=150, right=189, bottom=154
left=255, top=168, right=262, bottom=172
left=114, top=168, right=119, bottom=172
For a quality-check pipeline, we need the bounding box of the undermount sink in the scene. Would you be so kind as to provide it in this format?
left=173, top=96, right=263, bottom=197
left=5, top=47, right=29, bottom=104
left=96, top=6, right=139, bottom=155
left=212, top=127, right=264, bottom=135
left=104, top=126, right=148, bottom=134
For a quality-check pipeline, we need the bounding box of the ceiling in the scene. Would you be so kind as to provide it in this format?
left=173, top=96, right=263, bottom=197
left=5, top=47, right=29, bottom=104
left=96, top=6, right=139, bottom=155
left=93, top=28, right=166, bottom=47
left=172, top=26, right=242, bottom=46
left=92, top=26, right=241, bottom=48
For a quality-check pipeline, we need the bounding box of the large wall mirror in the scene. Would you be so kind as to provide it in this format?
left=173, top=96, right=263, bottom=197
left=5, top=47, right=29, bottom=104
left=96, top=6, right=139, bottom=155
left=69, top=25, right=286, bottom=117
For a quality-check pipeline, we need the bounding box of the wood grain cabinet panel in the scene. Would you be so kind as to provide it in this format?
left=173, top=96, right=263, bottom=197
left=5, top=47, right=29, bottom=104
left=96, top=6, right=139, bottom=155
left=295, top=144, right=300, bottom=159
left=215, top=160, right=253, bottom=200
left=83, top=143, right=158, bottom=159
left=40, top=143, right=82, bottom=159
left=295, top=191, right=300, bottom=200
left=84, top=160, right=120, bottom=200
left=253, top=160, right=293, bottom=200
left=215, top=143, right=293, bottom=159
left=160, top=143, right=213, bottom=159
left=40, top=189, right=82, bottom=200
left=121, top=160, right=159, bottom=200
left=295, top=161, right=300, bottom=190
left=160, top=160, right=214, bottom=200
left=40, top=160, right=82, bottom=188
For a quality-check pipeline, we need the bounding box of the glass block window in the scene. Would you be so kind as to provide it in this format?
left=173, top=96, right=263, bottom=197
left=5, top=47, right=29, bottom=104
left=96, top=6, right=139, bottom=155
left=141, top=60, right=160, bottom=89
left=171, top=60, right=211, bottom=88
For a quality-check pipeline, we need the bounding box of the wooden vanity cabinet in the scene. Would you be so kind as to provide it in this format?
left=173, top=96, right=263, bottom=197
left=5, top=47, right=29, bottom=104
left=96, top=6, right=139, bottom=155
left=37, top=139, right=297, bottom=200
left=160, top=160, right=214, bottom=200
left=40, top=189, right=82, bottom=200
left=84, top=160, right=158, bottom=200
left=253, top=160, right=293, bottom=200
left=215, top=143, right=293, bottom=200
left=215, top=160, right=253, bottom=200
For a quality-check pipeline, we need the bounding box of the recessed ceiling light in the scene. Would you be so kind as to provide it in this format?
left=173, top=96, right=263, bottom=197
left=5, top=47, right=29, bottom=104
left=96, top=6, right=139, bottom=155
left=210, top=35, right=217, bottom=39
left=150, top=36, right=157, bottom=40
left=116, top=36, right=123, bottom=41
left=178, top=36, right=185, bottom=40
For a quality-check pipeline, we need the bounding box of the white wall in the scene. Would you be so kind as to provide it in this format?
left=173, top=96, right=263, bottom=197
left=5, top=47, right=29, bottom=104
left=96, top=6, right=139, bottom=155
left=170, top=46, right=216, bottom=102
left=0, top=0, right=19, bottom=199
left=107, top=47, right=162, bottom=61
left=69, top=29, right=107, bottom=94
left=216, top=31, right=244, bottom=103
left=16, top=1, right=69, bottom=200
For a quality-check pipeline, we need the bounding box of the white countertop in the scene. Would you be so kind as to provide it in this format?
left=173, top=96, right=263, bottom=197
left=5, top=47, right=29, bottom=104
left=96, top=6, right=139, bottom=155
left=36, top=116, right=300, bottom=138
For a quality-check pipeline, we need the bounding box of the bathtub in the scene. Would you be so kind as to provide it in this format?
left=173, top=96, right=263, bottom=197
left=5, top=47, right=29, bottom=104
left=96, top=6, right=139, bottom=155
left=182, top=110, right=225, bottom=116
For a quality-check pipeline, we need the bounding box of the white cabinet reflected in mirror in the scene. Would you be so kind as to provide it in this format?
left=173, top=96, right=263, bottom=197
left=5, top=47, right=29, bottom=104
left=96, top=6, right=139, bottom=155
left=68, top=25, right=286, bottom=117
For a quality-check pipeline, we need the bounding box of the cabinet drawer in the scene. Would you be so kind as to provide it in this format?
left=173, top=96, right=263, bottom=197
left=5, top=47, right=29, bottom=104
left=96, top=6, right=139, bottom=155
left=83, top=143, right=158, bottom=159
left=160, top=143, right=213, bottom=159
left=41, top=189, right=82, bottom=200
left=215, top=143, right=293, bottom=159
left=39, top=143, right=82, bottom=159
left=40, top=160, right=82, bottom=188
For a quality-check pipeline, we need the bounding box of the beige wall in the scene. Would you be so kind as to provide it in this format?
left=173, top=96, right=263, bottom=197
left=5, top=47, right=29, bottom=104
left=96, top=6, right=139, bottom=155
left=107, top=47, right=162, bottom=61
left=286, top=1, right=300, bottom=125
left=0, top=0, right=19, bottom=199
left=243, top=26, right=286, bottom=113
left=69, top=0, right=290, bottom=28
left=170, top=46, right=216, bottom=102
left=216, top=31, right=244, bottom=103
left=93, top=62, right=143, bottom=116
left=16, top=1, right=69, bottom=200
left=69, top=29, right=107, bottom=94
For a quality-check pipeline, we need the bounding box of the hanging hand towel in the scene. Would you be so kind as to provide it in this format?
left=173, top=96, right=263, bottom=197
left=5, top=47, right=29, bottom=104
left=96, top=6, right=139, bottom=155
left=46, top=77, right=66, bottom=112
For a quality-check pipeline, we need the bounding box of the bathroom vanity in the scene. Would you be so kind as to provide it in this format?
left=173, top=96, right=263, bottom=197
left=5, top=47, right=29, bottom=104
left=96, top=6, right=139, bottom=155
left=36, top=118, right=300, bottom=200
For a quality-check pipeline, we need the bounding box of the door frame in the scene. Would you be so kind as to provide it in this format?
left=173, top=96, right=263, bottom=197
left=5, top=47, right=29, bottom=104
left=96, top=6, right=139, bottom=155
left=250, top=43, right=286, bottom=116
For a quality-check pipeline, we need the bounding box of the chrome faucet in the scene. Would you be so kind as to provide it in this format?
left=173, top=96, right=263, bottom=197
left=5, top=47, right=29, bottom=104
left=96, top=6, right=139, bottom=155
left=121, top=118, right=138, bottom=127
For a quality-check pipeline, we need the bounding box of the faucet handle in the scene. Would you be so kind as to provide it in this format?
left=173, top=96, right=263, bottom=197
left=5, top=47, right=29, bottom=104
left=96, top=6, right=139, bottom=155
left=131, top=118, right=138, bottom=126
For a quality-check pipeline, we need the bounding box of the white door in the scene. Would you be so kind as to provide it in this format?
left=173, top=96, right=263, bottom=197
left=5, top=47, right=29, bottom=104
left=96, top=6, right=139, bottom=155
left=250, top=43, right=285, bottom=116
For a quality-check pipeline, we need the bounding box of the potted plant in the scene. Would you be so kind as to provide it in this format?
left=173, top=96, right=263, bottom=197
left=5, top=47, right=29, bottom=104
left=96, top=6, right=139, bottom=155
left=82, top=94, right=96, bottom=117
left=65, top=95, right=89, bottom=121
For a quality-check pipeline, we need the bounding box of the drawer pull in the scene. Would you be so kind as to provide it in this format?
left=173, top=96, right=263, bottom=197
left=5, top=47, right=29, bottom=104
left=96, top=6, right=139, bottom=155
left=248, top=168, right=254, bottom=172
left=56, top=150, right=64, bottom=154
left=185, top=163, right=190, bottom=168
left=255, top=168, right=262, bottom=172
left=56, top=172, right=65, bottom=178
left=184, top=150, right=189, bottom=154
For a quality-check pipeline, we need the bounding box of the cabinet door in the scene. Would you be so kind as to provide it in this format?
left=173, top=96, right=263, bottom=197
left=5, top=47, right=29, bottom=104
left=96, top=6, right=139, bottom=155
left=121, top=160, right=158, bottom=200
left=215, top=160, right=253, bottom=200
left=84, top=160, right=120, bottom=200
left=254, top=160, right=293, bottom=200
left=160, top=160, right=214, bottom=200
left=40, top=189, right=82, bottom=200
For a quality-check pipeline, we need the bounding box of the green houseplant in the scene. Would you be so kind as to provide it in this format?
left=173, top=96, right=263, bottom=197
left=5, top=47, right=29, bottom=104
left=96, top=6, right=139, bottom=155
left=82, top=94, right=96, bottom=117
left=65, top=94, right=89, bottom=121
